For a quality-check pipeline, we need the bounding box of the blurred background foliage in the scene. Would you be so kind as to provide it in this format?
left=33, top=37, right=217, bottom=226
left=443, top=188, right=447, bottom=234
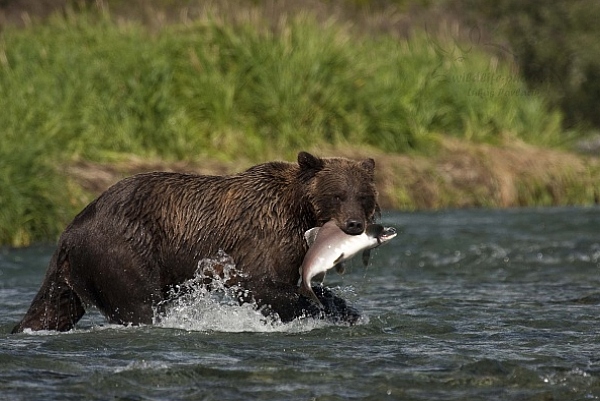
left=3, top=0, right=598, bottom=134
left=451, top=0, right=600, bottom=133
left=0, top=0, right=598, bottom=246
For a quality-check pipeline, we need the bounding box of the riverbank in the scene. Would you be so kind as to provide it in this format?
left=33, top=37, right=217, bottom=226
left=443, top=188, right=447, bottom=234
left=67, top=139, right=600, bottom=211
left=5, top=141, right=595, bottom=248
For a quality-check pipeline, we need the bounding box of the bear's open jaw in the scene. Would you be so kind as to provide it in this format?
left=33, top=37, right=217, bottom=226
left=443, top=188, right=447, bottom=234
left=298, top=220, right=397, bottom=307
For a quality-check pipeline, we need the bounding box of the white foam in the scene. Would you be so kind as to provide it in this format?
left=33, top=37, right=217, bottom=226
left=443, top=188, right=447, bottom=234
left=154, top=250, right=331, bottom=333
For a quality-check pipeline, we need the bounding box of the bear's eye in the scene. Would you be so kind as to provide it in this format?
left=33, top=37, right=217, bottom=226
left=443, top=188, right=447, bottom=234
left=331, top=193, right=346, bottom=203
left=358, top=193, right=374, bottom=209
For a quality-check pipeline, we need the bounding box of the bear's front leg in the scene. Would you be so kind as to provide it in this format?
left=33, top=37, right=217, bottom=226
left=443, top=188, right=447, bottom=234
left=309, top=285, right=361, bottom=325
left=238, top=279, right=361, bottom=324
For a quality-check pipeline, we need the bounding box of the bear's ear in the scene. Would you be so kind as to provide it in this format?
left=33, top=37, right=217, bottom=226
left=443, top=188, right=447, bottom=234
left=361, top=158, right=375, bottom=177
left=298, top=151, right=324, bottom=169
left=298, top=151, right=324, bottom=180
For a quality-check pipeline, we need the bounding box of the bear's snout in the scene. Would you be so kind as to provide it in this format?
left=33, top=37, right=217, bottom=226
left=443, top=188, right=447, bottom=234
left=344, top=218, right=365, bottom=235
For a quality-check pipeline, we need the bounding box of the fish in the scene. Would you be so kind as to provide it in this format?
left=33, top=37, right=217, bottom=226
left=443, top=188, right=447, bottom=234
left=298, top=220, right=397, bottom=307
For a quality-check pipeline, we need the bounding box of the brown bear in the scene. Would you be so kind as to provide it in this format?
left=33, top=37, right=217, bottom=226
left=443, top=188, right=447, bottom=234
left=12, top=151, right=379, bottom=333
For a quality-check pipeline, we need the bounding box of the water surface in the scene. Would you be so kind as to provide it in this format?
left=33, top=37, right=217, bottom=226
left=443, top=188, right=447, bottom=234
left=1, top=207, right=600, bottom=400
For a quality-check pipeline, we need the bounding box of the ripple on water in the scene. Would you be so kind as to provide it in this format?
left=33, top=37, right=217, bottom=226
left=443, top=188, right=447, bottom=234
left=3, top=208, right=600, bottom=401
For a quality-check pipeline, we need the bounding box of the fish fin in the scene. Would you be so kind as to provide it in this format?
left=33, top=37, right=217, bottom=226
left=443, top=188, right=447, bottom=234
left=299, top=282, right=324, bottom=308
left=362, top=249, right=371, bottom=267
left=304, top=227, right=320, bottom=246
left=335, top=263, right=346, bottom=275
left=313, top=272, right=326, bottom=283
left=333, top=253, right=345, bottom=265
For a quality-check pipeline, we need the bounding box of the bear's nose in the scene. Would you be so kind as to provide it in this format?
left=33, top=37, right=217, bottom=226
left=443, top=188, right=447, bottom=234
left=344, top=219, right=364, bottom=235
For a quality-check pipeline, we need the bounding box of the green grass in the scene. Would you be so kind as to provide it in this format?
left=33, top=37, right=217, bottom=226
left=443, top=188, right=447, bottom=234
left=0, top=8, right=569, bottom=245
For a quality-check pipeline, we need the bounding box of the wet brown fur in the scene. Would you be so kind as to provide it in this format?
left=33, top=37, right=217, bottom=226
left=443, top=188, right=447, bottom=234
left=12, top=152, right=379, bottom=332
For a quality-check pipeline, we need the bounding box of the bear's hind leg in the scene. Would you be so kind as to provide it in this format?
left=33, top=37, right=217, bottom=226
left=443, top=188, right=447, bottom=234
left=65, top=235, right=161, bottom=328
left=12, top=251, right=85, bottom=333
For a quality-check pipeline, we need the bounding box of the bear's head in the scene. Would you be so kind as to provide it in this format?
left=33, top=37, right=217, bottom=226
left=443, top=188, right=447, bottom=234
left=298, top=151, right=380, bottom=235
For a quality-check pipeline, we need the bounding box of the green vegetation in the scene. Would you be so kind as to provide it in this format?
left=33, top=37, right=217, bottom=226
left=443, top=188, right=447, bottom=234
left=0, top=3, right=594, bottom=246
left=456, top=0, right=600, bottom=131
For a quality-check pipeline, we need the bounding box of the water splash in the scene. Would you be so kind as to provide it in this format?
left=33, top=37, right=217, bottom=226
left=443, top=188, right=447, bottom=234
left=153, top=250, right=330, bottom=333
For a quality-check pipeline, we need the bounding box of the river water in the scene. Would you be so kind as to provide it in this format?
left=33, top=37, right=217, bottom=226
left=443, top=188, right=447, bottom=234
left=1, top=207, right=599, bottom=400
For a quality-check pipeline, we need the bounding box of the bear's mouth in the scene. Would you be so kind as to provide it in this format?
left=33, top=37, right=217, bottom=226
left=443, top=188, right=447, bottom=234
left=317, top=218, right=367, bottom=236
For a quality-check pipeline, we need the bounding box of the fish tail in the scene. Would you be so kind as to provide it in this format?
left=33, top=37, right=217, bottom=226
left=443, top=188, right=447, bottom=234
left=299, top=282, right=324, bottom=308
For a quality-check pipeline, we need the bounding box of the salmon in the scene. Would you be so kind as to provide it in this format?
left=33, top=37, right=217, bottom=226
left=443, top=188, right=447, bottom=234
left=299, top=220, right=397, bottom=307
